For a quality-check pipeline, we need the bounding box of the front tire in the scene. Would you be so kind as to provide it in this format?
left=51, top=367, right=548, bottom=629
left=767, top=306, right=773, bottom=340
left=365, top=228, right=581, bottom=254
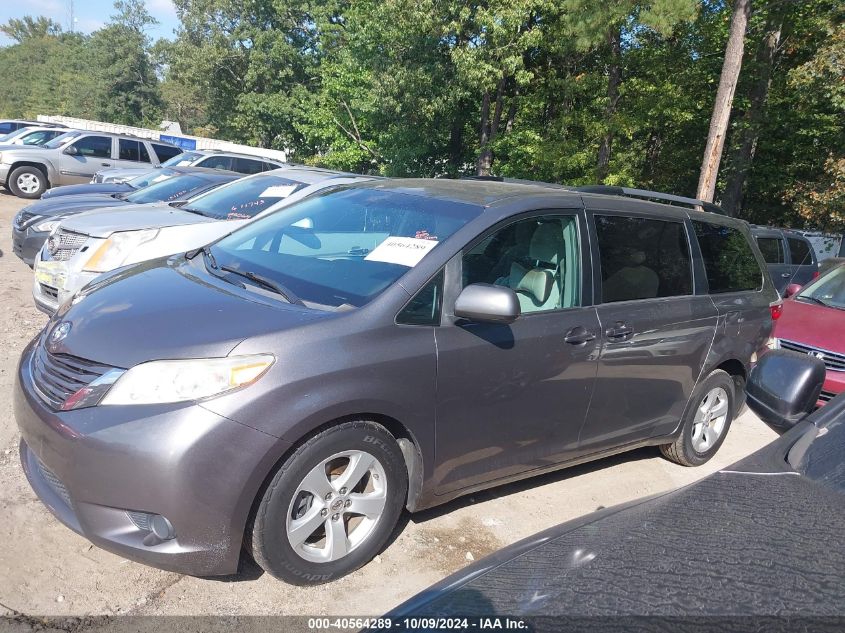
left=250, top=421, right=408, bottom=585
left=660, top=369, right=735, bottom=467
left=8, top=166, right=47, bottom=199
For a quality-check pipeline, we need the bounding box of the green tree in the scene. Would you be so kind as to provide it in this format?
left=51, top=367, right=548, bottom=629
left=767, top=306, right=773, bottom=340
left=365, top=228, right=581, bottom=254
left=0, top=16, right=62, bottom=42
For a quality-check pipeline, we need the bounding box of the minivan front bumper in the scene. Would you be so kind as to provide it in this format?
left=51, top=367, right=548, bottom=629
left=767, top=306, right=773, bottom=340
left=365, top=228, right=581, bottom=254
left=14, top=339, right=287, bottom=576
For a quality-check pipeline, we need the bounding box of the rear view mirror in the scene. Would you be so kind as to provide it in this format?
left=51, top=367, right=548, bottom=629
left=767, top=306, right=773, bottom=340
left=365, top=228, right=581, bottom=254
left=784, top=283, right=802, bottom=298
left=454, top=284, right=520, bottom=324
left=63, top=145, right=78, bottom=156
left=746, top=350, right=825, bottom=431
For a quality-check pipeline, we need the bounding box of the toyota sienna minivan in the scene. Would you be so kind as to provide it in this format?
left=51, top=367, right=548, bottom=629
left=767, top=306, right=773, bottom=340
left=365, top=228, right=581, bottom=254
left=15, top=179, right=778, bottom=585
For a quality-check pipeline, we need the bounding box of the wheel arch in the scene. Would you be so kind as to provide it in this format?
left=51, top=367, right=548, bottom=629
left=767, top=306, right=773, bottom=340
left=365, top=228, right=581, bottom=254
left=10, top=160, right=53, bottom=186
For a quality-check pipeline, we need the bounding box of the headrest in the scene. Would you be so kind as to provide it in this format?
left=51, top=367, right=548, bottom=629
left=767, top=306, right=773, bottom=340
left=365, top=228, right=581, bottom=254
left=516, top=268, right=554, bottom=304
left=529, top=222, right=561, bottom=265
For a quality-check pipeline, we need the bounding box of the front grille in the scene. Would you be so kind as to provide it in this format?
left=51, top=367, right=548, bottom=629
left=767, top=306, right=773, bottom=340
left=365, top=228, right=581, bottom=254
left=780, top=339, right=845, bottom=372
left=819, top=389, right=837, bottom=403
left=14, top=211, right=35, bottom=229
left=35, top=455, right=72, bottom=507
left=31, top=346, right=113, bottom=410
left=39, top=284, right=58, bottom=300
left=45, top=229, right=89, bottom=262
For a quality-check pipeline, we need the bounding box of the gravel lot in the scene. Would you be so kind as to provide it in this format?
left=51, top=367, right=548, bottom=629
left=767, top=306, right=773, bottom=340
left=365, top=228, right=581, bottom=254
left=0, top=190, right=778, bottom=622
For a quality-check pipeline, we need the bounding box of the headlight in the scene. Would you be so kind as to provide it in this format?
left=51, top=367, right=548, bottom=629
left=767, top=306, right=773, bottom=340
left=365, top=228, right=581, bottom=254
left=100, top=355, right=275, bottom=405
left=82, top=229, right=159, bottom=272
left=34, top=219, right=60, bottom=233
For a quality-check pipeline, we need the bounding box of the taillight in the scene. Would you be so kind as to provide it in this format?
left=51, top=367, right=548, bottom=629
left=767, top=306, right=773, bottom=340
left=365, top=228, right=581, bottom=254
left=812, top=270, right=820, bottom=280
left=770, top=300, right=783, bottom=320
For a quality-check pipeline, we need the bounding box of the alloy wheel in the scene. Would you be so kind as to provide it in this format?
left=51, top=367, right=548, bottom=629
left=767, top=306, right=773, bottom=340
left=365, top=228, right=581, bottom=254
left=691, top=386, right=729, bottom=453
left=16, top=173, right=41, bottom=194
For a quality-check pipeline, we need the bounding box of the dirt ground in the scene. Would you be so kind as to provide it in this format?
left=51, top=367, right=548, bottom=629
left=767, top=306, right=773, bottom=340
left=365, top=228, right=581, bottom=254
left=0, top=190, right=779, bottom=622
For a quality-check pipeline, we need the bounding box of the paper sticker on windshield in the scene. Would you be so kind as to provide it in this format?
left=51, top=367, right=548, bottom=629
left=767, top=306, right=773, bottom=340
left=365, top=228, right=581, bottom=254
left=259, top=184, right=298, bottom=199
left=364, top=237, right=438, bottom=267
left=151, top=174, right=169, bottom=183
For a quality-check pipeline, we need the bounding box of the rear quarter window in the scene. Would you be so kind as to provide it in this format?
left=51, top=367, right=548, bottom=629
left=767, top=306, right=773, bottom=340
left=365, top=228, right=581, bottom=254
left=693, top=221, right=763, bottom=293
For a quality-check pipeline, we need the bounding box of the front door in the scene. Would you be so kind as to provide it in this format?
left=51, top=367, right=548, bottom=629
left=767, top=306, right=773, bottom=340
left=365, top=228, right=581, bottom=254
left=59, top=134, right=113, bottom=183
left=579, top=212, right=719, bottom=450
left=433, top=211, right=600, bottom=495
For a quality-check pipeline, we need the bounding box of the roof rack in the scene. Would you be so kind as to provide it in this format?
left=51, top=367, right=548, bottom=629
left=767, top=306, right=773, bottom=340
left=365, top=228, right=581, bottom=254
left=573, top=185, right=726, bottom=215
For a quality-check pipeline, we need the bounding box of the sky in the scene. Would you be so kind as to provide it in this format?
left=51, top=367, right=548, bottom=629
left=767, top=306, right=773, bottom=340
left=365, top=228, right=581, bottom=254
left=0, top=0, right=180, bottom=45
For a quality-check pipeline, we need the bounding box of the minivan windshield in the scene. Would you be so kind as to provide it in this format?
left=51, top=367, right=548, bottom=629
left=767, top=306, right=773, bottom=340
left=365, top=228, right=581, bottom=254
left=181, top=173, right=305, bottom=220
left=124, top=174, right=212, bottom=204
left=163, top=151, right=203, bottom=167
left=44, top=131, right=82, bottom=149
left=209, top=187, right=481, bottom=309
left=797, top=265, right=845, bottom=310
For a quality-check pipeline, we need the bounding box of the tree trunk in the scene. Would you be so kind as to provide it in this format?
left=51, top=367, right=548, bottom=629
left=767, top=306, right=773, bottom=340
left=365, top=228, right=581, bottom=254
left=597, top=25, right=622, bottom=184
left=696, top=0, right=752, bottom=203
left=721, top=5, right=783, bottom=217
left=476, top=91, right=492, bottom=176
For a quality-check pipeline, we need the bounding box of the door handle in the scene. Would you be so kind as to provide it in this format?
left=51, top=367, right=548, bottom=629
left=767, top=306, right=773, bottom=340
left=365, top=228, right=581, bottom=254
left=101, top=162, right=111, bottom=167
left=605, top=321, right=634, bottom=341
left=781, top=272, right=791, bottom=278
left=564, top=326, right=596, bottom=345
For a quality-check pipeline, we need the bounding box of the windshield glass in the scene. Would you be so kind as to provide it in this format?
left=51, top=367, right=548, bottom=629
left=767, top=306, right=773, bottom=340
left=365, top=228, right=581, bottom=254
left=126, top=168, right=176, bottom=189
left=797, top=265, right=845, bottom=309
left=209, top=187, right=481, bottom=309
left=44, top=131, right=81, bottom=149
left=125, top=174, right=211, bottom=204
left=182, top=173, right=304, bottom=220
left=163, top=151, right=203, bottom=167
left=0, top=128, right=29, bottom=142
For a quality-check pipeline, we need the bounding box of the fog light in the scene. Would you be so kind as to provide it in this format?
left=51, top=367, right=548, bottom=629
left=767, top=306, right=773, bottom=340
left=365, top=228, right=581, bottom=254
left=150, top=514, right=176, bottom=540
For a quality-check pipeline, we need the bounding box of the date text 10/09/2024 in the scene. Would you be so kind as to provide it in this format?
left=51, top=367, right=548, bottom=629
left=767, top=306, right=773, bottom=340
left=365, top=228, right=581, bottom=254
left=307, top=617, right=530, bottom=630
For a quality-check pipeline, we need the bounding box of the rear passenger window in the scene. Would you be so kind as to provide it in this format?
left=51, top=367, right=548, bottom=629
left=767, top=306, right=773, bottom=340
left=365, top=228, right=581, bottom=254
left=595, top=216, right=692, bottom=302
left=233, top=157, right=264, bottom=174
left=693, top=221, right=762, bottom=293
left=788, top=238, right=812, bottom=265
left=152, top=144, right=182, bottom=162
left=139, top=143, right=151, bottom=163
left=118, top=139, right=149, bottom=162
left=200, top=156, right=234, bottom=170
left=72, top=135, right=112, bottom=158
left=756, top=237, right=784, bottom=264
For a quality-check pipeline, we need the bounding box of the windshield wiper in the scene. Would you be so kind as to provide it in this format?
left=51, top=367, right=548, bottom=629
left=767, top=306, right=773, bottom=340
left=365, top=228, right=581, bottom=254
left=186, top=244, right=218, bottom=269
left=220, top=265, right=304, bottom=306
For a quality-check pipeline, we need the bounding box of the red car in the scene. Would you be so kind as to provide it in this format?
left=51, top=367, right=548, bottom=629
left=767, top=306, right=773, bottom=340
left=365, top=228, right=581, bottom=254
left=772, top=262, right=845, bottom=404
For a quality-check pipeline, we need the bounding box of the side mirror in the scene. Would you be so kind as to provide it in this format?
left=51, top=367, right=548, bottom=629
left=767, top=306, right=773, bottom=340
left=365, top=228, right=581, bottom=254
left=784, top=283, right=802, bottom=298
left=746, top=350, right=825, bottom=431
left=454, top=283, right=520, bottom=324
left=63, top=145, right=78, bottom=156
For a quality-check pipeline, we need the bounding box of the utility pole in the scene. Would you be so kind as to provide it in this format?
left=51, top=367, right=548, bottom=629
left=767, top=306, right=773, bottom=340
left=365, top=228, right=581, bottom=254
left=68, top=0, right=75, bottom=33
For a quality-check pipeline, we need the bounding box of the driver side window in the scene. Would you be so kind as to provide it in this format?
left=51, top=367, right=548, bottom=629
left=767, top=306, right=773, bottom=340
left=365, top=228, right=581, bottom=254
left=462, top=214, right=581, bottom=313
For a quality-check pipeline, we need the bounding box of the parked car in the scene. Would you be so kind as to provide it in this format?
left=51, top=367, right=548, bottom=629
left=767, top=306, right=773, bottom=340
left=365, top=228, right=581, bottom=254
left=0, top=120, right=65, bottom=135
left=387, top=350, right=843, bottom=622
left=13, top=168, right=238, bottom=268
left=32, top=167, right=374, bottom=314
left=40, top=167, right=183, bottom=200
left=0, top=131, right=183, bottom=198
left=751, top=226, right=819, bottom=295
left=93, top=149, right=286, bottom=184
left=770, top=260, right=845, bottom=405
left=14, top=182, right=777, bottom=584
left=820, top=256, right=845, bottom=276
left=0, top=126, right=70, bottom=148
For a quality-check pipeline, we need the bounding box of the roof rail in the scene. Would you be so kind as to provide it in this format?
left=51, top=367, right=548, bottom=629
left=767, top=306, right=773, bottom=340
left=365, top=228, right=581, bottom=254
left=461, top=175, right=567, bottom=189
left=574, top=185, right=726, bottom=215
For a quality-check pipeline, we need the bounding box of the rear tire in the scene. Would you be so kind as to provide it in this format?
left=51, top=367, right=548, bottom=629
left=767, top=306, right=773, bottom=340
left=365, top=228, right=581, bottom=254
left=250, top=420, right=407, bottom=585
left=660, top=369, right=735, bottom=467
left=8, top=166, right=47, bottom=199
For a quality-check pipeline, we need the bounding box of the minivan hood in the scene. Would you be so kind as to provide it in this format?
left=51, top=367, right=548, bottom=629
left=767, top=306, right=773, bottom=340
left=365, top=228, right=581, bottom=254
left=774, top=299, right=845, bottom=353
left=63, top=202, right=217, bottom=237
left=49, top=258, right=328, bottom=368
left=23, top=194, right=125, bottom=218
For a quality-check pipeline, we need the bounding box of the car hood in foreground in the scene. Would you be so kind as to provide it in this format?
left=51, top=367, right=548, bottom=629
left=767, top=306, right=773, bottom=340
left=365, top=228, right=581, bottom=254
left=61, top=202, right=217, bottom=237
left=48, top=258, right=329, bottom=368
left=775, top=298, right=845, bottom=353
left=391, top=410, right=845, bottom=618
left=22, top=194, right=127, bottom=219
